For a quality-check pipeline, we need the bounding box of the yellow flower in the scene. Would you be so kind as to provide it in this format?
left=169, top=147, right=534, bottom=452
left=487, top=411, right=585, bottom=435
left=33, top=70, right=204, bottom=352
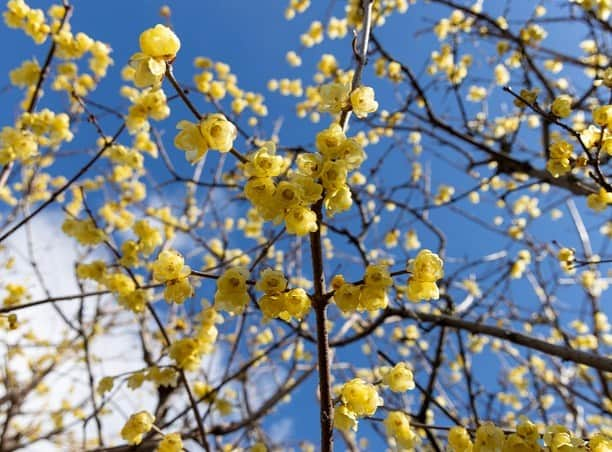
left=62, top=218, right=106, bottom=246
left=364, top=263, right=393, bottom=289
left=448, top=426, right=473, bottom=452
left=407, top=249, right=444, bottom=301
left=147, top=366, right=179, bottom=387
left=275, top=180, right=304, bottom=209
left=384, top=411, right=417, bottom=449
left=321, top=160, right=348, bottom=192
left=333, top=405, right=358, bottom=432
left=244, top=141, right=283, bottom=177
left=174, top=120, right=208, bottom=163
left=296, top=153, right=323, bottom=177
left=118, top=289, right=150, bottom=313
left=157, top=433, right=183, bottom=452
left=340, top=378, right=383, bottom=417
left=139, top=24, right=180, bottom=59
left=152, top=250, right=191, bottom=282
left=474, top=422, right=505, bottom=452
left=383, top=362, right=415, bottom=392
left=350, top=86, right=378, bottom=118
left=259, top=293, right=285, bottom=320
left=104, top=273, right=136, bottom=297
left=164, top=277, right=193, bottom=304
left=199, top=113, right=237, bottom=152
left=557, top=247, right=574, bottom=263
left=315, top=123, right=346, bottom=157
left=546, top=140, right=573, bottom=177
left=76, top=260, right=107, bottom=282
left=129, top=52, right=166, bottom=88
left=256, top=268, right=287, bottom=294
left=551, top=94, right=572, bottom=118
left=284, top=288, right=311, bottom=320
left=214, top=267, right=251, bottom=315
left=589, top=433, right=611, bottom=452
left=284, top=206, right=318, bottom=236
left=9, top=59, right=40, bottom=87
left=319, top=82, right=350, bottom=114
left=120, top=411, right=155, bottom=445
left=587, top=188, right=612, bottom=212
left=96, top=376, right=114, bottom=396
left=169, top=337, right=201, bottom=370
left=324, top=185, right=352, bottom=217
left=334, top=283, right=361, bottom=313
left=593, top=105, right=612, bottom=128
left=0, top=126, right=38, bottom=164
left=133, top=220, right=162, bottom=256
left=359, top=285, right=388, bottom=311
left=494, top=64, right=510, bottom=85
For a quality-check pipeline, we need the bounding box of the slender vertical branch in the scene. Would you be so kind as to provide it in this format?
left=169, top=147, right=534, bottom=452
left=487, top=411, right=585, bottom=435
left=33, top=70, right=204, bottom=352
left=310, top=198, right=333, bottom=452
left=311, top=2, right=375, bottom=451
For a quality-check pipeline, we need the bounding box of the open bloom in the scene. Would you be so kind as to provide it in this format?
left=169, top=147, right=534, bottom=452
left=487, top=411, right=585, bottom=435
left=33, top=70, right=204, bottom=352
left=407, top=249, right=444, bottom=301
left=120, top=411, right=155, bottom=445
left=139, top=24, right=180, bottom=59
left=129, top=24, right=180, bottom=88
left=340, top=378, right=383, bottom=417
left=199, top=113, right=237, bottom=152
left=350, top=86, right=378, bottom=118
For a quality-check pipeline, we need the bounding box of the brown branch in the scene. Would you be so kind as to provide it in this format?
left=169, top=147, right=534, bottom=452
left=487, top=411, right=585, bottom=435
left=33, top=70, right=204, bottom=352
left=359, top=308, right=612, bottom=372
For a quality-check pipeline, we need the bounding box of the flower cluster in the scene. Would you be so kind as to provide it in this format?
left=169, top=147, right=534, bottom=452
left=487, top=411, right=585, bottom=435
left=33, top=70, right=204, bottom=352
left=334, top=378, right=383, bottom=432
left=174, top=113, right=237, bottom=163
left=152, top=250, right=193, bottom=304
left=169, top=306, right=220, bottom=370
left=315, top=123, right=366, bottom=217
left=9, top=58, right=40, bottom=88
left=243, top=141, right=320, bottom=235
left=0, top=126, right=38, bottom=164
left=123, top=86, right=170, bottom=134
left=333, top=263, right=392, bottom=312
left=406, top=249, right=444, bottom=301
left=318, top=82, right=379, bottom=119
left=61, top=218, right=106, bottom=246
left=0, top=108, right=73, bottom=165
left=256, top=268, right=311, bottom=321
left=557, top=247, right=575, bottom=274
left=447, top=418, right=610, bottom=452
left=546, top=139, right=574, bottom=178
left=18, top=109, right=73, bottom=147
left=4, top=0, right=50, bottom=44
left=73, top=220, right=163, bottom=311
left=2, top=283, right=28, bottom=307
